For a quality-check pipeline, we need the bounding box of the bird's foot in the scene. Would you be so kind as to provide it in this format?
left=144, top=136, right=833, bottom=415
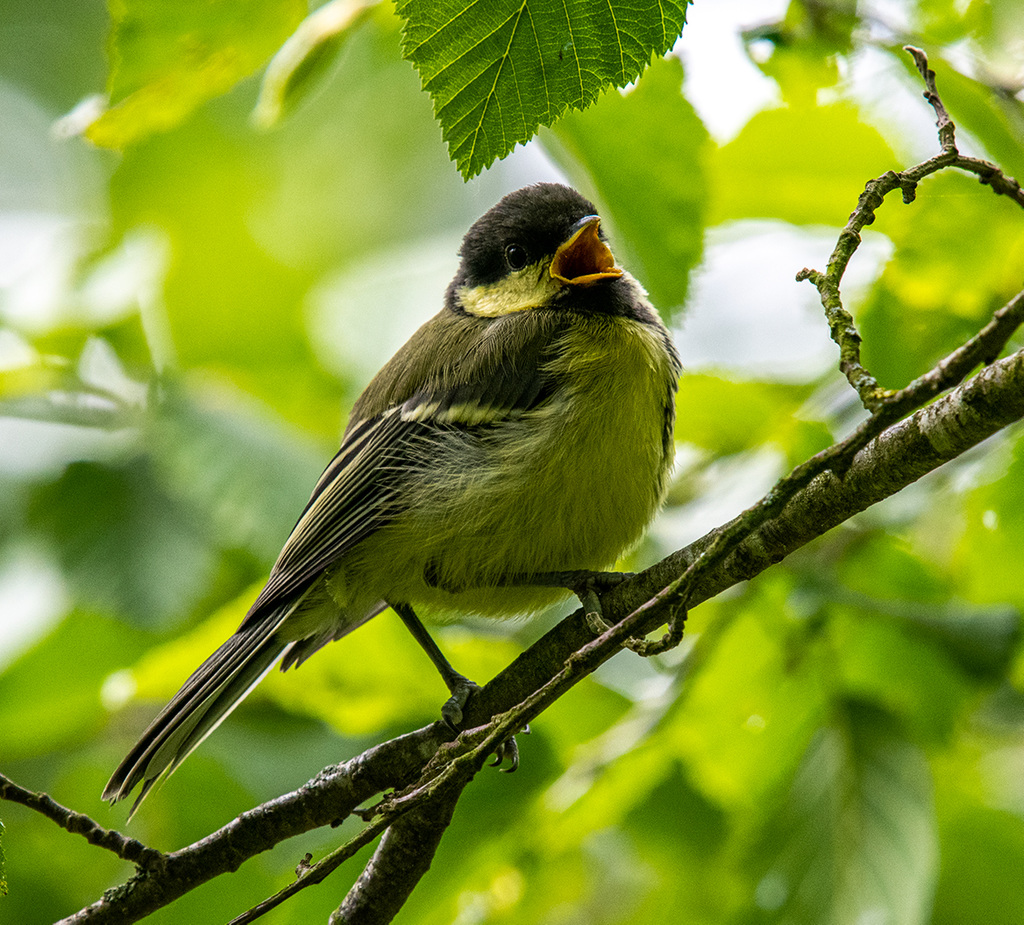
left=441, top=676, right=525, bottom=773
left=559, top=570, right=634, bottom=635
left=512, top=568, right=633, bottom=634
left=622, top=602, right=689, bottom=657
left=441, top=675, right=481, bottom=729
left=559, top=570, right=688, bottom=657
left=489, top=724, right=530, bottom=773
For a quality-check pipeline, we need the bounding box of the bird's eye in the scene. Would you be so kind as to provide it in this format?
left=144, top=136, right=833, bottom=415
left=504, top=243, right=529, bottom=271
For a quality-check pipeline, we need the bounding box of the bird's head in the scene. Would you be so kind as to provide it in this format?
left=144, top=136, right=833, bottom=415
left=448, top=183, right=624, bottom=318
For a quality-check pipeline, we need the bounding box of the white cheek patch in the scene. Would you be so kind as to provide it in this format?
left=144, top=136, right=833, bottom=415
left=458, top=264, right=561, bottom=317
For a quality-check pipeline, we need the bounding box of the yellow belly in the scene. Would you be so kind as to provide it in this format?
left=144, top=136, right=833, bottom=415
left=328, top=313, right=677, bottom=621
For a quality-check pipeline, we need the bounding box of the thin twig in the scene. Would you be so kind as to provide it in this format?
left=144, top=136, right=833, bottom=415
left=797, top=46, right=1024, bottom=413
left=231, top=726, right=484, bottom=924
left=331, top=778, right=464, bottom=924
left=0, top=773, right=165, bottom=871
left=904, top=45, right=957, bottom=151
left=227, top=814, right=390, bottom=924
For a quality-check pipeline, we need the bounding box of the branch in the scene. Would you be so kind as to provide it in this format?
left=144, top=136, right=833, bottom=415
left=329, top=779, right=464, bottom=925
left=797, top=47, right=1024, bottom=413
left=52, top=728, right=448, bottom=924
left=0, top=774, right=164, bottom=872
left=228, top=730, right=481, bottom=925
left=905, top=45, right=956, bottom=152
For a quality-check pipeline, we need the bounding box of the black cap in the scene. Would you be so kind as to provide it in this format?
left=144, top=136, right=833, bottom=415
left=455, top=183, right=603, bottom=288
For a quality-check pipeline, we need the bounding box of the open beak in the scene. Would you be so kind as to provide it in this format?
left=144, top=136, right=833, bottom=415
left=549, top=216, right=623, bottom=286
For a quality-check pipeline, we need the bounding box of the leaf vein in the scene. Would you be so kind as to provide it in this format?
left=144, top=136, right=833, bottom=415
left=464, top=1, right=528, bottom=171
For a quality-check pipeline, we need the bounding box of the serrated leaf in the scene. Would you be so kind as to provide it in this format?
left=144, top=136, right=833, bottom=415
left=744, top=703, right=937, bottom=925
left=396, top=0, right=690, bottom=178
left=85, top=0, right=306, bottom=148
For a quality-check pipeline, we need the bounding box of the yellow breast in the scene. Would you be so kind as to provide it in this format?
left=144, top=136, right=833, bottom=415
left=336, top=309, right=678, bottom=620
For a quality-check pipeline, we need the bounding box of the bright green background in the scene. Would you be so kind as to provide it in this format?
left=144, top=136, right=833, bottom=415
left=2, top=1, right=1024, bottom=923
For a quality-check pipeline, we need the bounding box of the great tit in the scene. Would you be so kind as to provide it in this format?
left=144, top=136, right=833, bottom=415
left=103, top=182, right=681, bottom=812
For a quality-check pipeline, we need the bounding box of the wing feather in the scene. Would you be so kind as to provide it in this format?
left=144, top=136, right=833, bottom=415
left=239, top=410, right=413, bottom=628
left=239, top=309, right=567, bottom=630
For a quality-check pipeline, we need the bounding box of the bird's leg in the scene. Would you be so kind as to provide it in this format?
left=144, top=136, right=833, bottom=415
left=506, top=569, right=634, bottom=635
left=392, top=602, right=479, bottom=729
left=507, top=569, right=687, bottom=656
left=392, top=602, right=524, bottom=772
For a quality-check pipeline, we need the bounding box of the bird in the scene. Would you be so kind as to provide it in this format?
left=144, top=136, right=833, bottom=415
left=102, top=182, right=681, bottom=814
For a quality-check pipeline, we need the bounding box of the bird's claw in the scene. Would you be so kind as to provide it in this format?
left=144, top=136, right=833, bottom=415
left=574, top=572, right=633, bottom=635
left=441, top=677, right=481, bottom=730
left=442, top=679, right=528, bottom=773
left=574, top=571, right=675, bottom=654
left=489, top=724, right=530, bottom=772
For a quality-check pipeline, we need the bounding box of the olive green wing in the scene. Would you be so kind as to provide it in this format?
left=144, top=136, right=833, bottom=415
left=352, top=308, right=564, bottom=425
left=239, top=309, right=565, bottom=630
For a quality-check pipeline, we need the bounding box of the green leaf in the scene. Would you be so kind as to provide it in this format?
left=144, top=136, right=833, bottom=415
left=834, top=534, right=1021, bottom=679
left=252, top=0, right=376, bottom=129
left=396, top=0, right=690, bottom=178
left=907, top=0, right=990, bottom=44
left=0, top=612, right=149, bottom=760
left=830, top=610, right=970, bottom=744
left=743, top=702, right=937, bottom=925
left=666, top=580, right=829, bottom=814
left=26, top=458, right=217, bottom=627
left=674, top=374, right=829, bottom=461
left=86, top=0, right=306, bottom=148
left=932, top=803, right=1024, bottom=925
left=956, top=435, right=1024, bottom=612
left=860, top=171, right=1024, bottom=387
left=545, top=55, right=709, bottom=313
left=154, top=386, right=328, bottom=564
left=710, top=103, right=897, bottom=227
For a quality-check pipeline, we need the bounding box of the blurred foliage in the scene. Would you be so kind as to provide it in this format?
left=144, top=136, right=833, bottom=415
left=86, top=0, right=307, bottom=147
left=1, top=1, right=1024, bottom=924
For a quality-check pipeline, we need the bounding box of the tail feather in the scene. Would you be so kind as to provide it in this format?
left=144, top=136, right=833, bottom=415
left=102, top=613, right=290, bottom=815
